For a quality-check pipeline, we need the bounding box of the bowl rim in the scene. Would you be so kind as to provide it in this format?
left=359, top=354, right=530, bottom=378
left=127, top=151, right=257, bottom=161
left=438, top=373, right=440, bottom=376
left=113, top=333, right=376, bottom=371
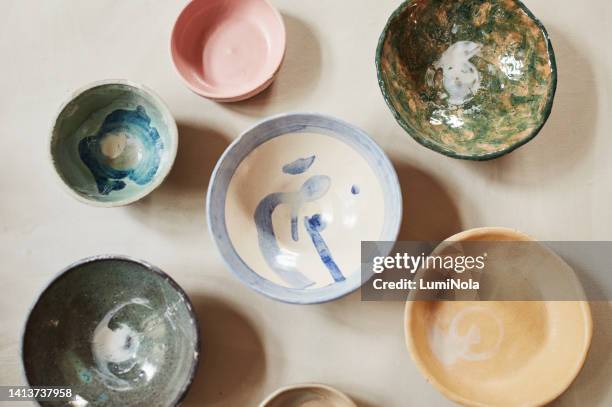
left=258, top=382, right=357, bottom=407
left=170, top=0, right=287, bottom=102
left=49, top=79, right=179, bottom=207
left=206, top=112, right=403, bottom=304
left=19, top=254, right=201, bottom=407
left=375, top=0, right=558, bottom=161
left=403, top=227, right=593, bottom=407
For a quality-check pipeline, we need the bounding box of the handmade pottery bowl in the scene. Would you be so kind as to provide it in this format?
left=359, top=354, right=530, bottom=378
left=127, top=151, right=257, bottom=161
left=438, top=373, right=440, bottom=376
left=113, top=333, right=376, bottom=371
left=260, top=383, right=357, bottom=407
left=50, top=80, right=178, bottom=206
left=207, top=113, right=402, bottom=304
left=21, top=256, right=199, bottom=406
left=171, top=0, right=286, bottom=102
left=376, top=0, right=557, bottom=160
left=405, top=228, right=592, bottom=407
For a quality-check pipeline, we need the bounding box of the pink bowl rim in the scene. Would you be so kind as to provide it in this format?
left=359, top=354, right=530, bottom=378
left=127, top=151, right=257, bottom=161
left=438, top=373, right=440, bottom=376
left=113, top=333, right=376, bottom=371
left=170, top=0, right=287, bottom=101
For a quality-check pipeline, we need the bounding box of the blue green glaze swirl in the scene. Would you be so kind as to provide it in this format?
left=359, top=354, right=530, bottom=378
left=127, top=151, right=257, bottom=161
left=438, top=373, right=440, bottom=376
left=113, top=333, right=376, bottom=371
left=79, top=106, right=163, bottom=195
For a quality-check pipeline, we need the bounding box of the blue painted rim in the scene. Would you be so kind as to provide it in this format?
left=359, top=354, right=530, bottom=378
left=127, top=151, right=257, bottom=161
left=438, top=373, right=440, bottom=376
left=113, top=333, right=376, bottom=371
left=206, top=113, right=403, bottom=304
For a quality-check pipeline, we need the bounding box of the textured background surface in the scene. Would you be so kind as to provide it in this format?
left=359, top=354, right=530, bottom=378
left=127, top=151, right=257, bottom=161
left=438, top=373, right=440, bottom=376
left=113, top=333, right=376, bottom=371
left=0, top=0, right=610, bottom=405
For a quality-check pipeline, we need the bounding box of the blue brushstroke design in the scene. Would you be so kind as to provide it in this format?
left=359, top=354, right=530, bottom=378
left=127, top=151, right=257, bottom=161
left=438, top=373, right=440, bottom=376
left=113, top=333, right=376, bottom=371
left=290, top=212, right=299, bottom=242
left=282, top=155, right=315, bottom=175
left=254, top=175, right=331, bottom=288
left=351, top=185, right=360, bottom=195
left=289, top=173, right=328, bottom=242
left=79, top=105, right=163, bottom=195
left=304, top=214, right=345, bottom=282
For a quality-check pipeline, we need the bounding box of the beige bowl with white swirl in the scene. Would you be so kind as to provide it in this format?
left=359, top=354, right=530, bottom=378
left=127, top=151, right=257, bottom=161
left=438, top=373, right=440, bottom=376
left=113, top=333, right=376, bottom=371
left=405, top=227, right=592, bottom=407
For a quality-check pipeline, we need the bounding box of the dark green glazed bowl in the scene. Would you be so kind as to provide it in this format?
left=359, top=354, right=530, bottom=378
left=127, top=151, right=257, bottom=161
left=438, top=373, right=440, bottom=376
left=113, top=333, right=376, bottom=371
left=376, top=0, right=557, bottom=160
left=21, top=256, right=200, bottom=406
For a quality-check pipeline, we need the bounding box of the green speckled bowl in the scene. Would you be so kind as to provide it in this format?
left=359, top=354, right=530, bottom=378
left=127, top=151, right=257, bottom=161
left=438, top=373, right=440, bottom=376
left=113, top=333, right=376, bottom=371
left=376, top=0, right=556, bottom=160
left=21, top=256, right=200, bottom=406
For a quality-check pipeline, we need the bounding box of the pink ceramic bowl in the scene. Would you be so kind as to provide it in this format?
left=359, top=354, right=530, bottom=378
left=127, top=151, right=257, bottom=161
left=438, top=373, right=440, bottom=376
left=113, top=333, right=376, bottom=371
left=171, top=0, right=286, bottom=102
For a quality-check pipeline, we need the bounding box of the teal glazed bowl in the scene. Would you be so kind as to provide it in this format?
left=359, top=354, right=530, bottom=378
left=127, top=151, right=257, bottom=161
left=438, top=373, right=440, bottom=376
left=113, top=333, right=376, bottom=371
left=21, top=256, right=200, bottom=406
left=376, top=0, right=557, bottom=160
left=50, top=80, right=178, bottom=206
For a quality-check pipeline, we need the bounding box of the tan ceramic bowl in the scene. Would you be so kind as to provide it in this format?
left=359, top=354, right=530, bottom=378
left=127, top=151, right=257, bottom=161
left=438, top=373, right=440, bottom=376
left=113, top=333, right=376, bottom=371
left=259, top=383, right=357, bottom=407
left=405, top=227, right=592, bottom=407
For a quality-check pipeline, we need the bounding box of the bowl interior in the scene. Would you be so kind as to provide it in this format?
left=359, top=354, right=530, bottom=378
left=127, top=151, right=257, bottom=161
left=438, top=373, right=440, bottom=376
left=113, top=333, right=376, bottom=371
left=51, top=83, right=177, bottom=205
left=22, top=258, right=198, bottom=406
left=209, top=114, right=402, bottom=303
left=405, top=229, right=592, bottom=406
left=378, top=0, right=556, bottom=159
left=171, top=0, right=285, bottom=99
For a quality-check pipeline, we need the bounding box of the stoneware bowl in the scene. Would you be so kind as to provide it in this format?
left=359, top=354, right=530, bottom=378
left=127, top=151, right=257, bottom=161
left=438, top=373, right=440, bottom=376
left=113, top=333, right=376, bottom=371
left=171, top=0, right=286, bottom=102
left=405, top=228, right=592, bottom=407
left=207, top=113, right=402, bottom=304
left=376, top=0, right=557, bottom=160
left=21, top=256, right=200, bottom=406
left=50, top=80, right=178, bottom=206
left=259, top=383, right=357, bottom=407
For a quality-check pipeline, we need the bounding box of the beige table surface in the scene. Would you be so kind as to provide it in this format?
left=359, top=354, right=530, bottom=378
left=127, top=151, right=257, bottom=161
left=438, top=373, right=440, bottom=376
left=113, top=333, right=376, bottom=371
left=0, top=0, right=610, bottom=406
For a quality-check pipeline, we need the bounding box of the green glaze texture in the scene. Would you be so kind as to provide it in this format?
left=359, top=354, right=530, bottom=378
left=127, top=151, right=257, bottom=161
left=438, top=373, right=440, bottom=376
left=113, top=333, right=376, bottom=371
left=22, top=256, right=199, bottom=407
left=376, top=0, right=556, bottom=160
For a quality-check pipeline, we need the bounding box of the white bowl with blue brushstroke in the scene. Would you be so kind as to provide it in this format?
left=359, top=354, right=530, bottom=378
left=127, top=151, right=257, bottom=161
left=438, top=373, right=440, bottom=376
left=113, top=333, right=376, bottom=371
left=207, top=113, right=402, bottom=304
left=50, top=80, right=178, bottom=206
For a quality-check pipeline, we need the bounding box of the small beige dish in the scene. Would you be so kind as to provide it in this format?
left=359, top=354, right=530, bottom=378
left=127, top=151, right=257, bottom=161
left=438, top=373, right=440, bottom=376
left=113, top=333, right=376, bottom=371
left=405, top=227, right=592, bottom=407
left=259, top=383, right=357, bottom=407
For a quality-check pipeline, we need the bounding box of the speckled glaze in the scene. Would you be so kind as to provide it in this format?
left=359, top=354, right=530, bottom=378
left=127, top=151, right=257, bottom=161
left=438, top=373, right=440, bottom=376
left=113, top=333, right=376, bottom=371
left=207, top=113, right=402, bottom=304
left=50, top=80, right=178, bottom=206
left=21, top=256, right=200, bottom=407
left=260, top=383, right=357, bottom=407
left=376, top=0, right=557, bottom=160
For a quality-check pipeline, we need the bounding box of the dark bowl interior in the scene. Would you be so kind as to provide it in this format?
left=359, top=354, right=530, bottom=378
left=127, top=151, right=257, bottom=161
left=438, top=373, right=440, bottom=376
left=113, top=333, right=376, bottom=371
left=377, top=0, right=556, bottom=160
left=22, top=257, right=199, bottom=406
